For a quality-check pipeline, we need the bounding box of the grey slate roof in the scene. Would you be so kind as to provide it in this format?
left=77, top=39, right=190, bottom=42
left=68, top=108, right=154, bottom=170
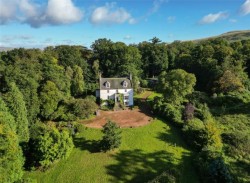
left=100, top=78, right=132, bottom=89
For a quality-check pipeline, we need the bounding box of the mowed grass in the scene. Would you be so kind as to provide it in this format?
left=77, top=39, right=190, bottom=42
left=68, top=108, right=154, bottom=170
left=25, top=119, right=199, bottom=183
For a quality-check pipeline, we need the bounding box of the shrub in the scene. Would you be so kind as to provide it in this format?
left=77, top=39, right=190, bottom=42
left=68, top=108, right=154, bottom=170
left=72, top=97, right=98, bottom=119
left=100, top=120, right=121, bottom=151
left=28, top=123, right=74, bottom=169
left=182, top=118, right=207, bottom=150
left=207, top=157, right=233, bottom=183
left=162, top=103, right=183, bottom=126
left=187, top=91, right=209, bottom=106
left=148, top=170, right=178, bottom=183
left=140, top=79, right=148, bottom=88
left=107, top=99, right=115, bottom=109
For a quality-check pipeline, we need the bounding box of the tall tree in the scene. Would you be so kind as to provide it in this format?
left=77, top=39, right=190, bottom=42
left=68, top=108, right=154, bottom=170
left=0, top=124, right=24, bottom=183
left=158, top=69, right=196, bottom=105
left=41, top=55, right=71, bottom=97
left=4, top=82, right=29, bottom=142
left=3, top=58, right=41, bottom=124
left=40, top=81, right=62, bottom=120
left=0, top=98, right=16, bottom=132
left=215, top=70, right=244, bottom=93
left=138, top=39, right=168, bottom=77
left=71, top=65, right=84, bottom=97
left=0, top=98, right=24, bottom=183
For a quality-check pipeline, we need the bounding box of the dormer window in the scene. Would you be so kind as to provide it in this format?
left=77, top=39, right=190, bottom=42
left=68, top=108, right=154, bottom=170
left=105, top=81, right=110, bottom=88
left=123, top=81, right=128, bottom=88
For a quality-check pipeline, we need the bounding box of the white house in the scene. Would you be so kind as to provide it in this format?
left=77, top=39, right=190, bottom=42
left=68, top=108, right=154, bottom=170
left=96, top=75, right=133, bottom=106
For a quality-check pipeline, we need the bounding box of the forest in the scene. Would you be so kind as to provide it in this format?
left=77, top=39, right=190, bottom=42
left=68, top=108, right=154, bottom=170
left=0, top=37, right=250, bottom=183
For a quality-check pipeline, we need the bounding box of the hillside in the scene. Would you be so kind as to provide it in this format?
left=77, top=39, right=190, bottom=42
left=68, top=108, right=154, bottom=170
left=194, top=30, right=250, bottom=42
left=0, top=46, right=14, bottom=51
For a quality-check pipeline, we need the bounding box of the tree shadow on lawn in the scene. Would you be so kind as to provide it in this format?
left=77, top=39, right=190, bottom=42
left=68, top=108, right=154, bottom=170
left=73, top=137, right=100, bottom=153
left=157, top=125, right=187, bottom=148
left=106, top=149, right=180, bottom=183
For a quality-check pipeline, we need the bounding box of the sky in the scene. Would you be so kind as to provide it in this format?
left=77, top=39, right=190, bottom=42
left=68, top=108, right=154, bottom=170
left=0, top=0, right=250, bottom=48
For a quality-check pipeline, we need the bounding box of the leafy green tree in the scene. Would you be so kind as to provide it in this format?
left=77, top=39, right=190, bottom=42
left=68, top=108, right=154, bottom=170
left=0, top=98, right=24, bottom=183
left=91, top=38, right=114, bottom=77
left=215, top=70, right=244, bottom=93
left=138, top=39, right=168, bottom=77
left=40, top=81, right=62, bottom=120
left=41, top=55, right=71, bottom=97
left=158, top=69, right=196, bottom=105
left=72, top=96, right=98, bottom=119
left=0, top=124, right=24, bottom=183
left=0, top=98, right=16, bottom=131
left=101, top=120, right=121, bottom=151
left=71, top=65, right=84, bottom=97
left=3, top=82, right=29, bottom=142
left=54, top=45, right=89, bottom=70
left=3, top=59, right=41, bottom=124
left=29, top=123, right=74, bottom=168
left=182, top=118, right=207, bottom=150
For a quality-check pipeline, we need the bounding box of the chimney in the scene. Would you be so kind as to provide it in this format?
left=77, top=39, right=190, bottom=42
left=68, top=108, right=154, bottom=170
left=99, top=72, right=102, bottom=89
left=129, top=73, right=132, bottom=81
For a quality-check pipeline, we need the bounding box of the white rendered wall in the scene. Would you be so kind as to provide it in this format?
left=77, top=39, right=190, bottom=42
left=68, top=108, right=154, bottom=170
left=99, top=89, right=133, bottom=106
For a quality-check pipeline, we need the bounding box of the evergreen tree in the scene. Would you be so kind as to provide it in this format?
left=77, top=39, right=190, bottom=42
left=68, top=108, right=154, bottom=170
left=101, top=120, right=121, bottom=151
left=0, top=98, right=16, bottom=131
left=0, top=98, right=24, bottom=183
left=71, top=65, right=84, bottom=97
left=4, top=82, right=29, bottom=142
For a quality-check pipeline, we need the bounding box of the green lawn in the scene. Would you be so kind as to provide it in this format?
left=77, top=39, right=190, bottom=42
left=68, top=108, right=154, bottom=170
left=25, top=119, right=199, bottom=183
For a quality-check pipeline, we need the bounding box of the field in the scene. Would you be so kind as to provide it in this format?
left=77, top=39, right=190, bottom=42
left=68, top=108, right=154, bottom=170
left=25, top=118, right=199, bottom=183
left=25, top=90, right=199, bottom=183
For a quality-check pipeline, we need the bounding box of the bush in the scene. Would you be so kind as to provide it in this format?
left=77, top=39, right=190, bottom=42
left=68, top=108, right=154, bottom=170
left=152, top=97, right=183, bottom=126
left=107, top=99, right=115, bottom=109
left=148, top=170, right=178, bottom=183
left=27, top=123, right=74, bottom=169
left=100, top=120, right=121, bottom=151
left=140, top=79, right=148, bottom=88
left=72, top=97, right=98, bottom=119
left=182, top=118, right=207, bottom=150
left=187, top=91, right=209, bottom=106
left=207, top=157, right=233, bottom=183
left=162, top=103, right=183, bottom=126
left=196, top=154, right=232, bottom=183
left=222, top=131, right=250, bottom=159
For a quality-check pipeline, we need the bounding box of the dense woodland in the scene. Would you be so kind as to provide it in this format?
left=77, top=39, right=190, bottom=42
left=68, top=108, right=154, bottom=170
left=0, top=37, right=250, bottom=183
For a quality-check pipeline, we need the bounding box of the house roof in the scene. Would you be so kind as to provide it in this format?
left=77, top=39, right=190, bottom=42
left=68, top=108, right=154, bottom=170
left=100, top=78, right=132, bottom=89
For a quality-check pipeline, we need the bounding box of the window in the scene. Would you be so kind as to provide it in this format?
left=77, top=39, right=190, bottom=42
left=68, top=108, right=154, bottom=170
left=107, top=90, right=109, bottom=93
left=123, top=81, right=128, bottom=88
left=105, top=81, right=110, bottom=88
left=125, top=89, right=127, bottom=92
left=124, top=96, right=129, bottom=100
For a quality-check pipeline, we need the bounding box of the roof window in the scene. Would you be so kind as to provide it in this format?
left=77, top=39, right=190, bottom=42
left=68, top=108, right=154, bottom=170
left=105, top=81, right=110, bottom=88
left=123, top=81, right=128, bottom=88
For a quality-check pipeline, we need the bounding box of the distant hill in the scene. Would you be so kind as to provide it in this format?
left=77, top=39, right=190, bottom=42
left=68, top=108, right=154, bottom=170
left=194, top=30, right=250, bottom=43
left=0, top=47, right=14, bottom=52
